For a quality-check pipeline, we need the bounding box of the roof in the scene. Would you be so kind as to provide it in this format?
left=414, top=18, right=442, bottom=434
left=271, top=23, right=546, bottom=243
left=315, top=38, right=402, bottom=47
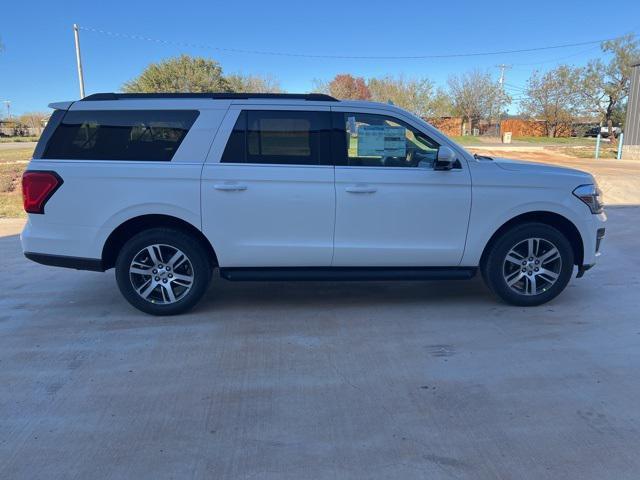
left=81, top=92, right=338, bottom=102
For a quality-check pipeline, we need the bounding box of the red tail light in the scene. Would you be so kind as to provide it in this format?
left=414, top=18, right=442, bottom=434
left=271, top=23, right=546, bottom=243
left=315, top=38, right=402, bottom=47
left=22, top=171, right=63, bottom=214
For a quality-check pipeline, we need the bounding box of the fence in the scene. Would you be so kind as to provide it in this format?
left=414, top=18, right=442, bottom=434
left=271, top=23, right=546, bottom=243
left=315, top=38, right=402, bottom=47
left=499, top=119, right=572, bottom=137
left=426, top=117, right=463, bottom=137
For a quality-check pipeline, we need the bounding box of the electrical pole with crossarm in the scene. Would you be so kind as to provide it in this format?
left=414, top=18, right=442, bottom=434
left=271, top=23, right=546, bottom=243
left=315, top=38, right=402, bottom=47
left=496, top=64, right=512, bottom=87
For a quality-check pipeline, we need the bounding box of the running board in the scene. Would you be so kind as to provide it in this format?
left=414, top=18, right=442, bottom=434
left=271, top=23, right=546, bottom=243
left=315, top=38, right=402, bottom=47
left=219, top=267, right=477, bottom=282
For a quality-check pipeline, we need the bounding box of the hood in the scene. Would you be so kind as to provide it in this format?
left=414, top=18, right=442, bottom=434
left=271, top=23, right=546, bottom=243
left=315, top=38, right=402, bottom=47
left=491, top=157, right=592, bottom=179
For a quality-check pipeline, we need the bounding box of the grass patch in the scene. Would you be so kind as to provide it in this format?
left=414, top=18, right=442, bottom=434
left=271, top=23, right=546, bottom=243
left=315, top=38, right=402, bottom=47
left=0, top=146, right=32, bottom=216
left=0, top=147, right=34, bottom=163
left=0, top=192, right=25, bottom=218
left=0, top=163, right=26, bottom=218
left=512, top=136, right=595, bottom=145
left=0, top=136, right=39, bottom=143
left=447, top=136, right=484, bottom=146
left=557, top=146, right=617, bottom=159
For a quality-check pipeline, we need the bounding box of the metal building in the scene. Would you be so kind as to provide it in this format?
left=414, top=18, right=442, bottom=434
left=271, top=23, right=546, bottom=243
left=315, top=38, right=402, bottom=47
left=623, top=62, right=640, bottom=160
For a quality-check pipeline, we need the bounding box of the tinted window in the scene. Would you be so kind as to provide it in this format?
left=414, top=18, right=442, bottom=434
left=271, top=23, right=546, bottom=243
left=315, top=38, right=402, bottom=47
left=43, top=110, right=199, bottom=161
left=221, top=110, right=330, bottom=165
left=336, top=112, right=439, bottom=168
left=32, top=109, right=65, bottom=159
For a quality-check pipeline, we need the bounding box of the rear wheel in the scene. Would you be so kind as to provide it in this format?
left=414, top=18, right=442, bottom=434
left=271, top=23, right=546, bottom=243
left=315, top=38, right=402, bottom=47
left=115, top=228, right=212, bottom=315
left=482, top=223, right=574, bottom=306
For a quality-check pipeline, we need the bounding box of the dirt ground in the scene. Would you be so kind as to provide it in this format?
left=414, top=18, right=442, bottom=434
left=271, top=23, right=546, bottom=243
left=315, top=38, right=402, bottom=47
left=468, top=146, right=640, bottom=206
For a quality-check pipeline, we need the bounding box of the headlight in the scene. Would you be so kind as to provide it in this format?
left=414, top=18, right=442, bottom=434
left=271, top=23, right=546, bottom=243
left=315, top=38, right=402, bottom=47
left=573, top=184, right=604, bottom=214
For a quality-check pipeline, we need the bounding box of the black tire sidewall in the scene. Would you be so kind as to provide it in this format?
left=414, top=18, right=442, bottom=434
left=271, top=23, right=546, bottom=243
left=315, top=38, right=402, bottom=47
left=115, top=228, right=211, bottom=315
left=483, top=223, right=574, bottom=306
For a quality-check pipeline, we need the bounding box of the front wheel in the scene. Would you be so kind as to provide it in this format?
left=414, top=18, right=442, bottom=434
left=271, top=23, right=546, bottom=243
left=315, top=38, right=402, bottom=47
left=115, top=228, right=212, bottom=315
left=482, top=223, right=575, bottom=306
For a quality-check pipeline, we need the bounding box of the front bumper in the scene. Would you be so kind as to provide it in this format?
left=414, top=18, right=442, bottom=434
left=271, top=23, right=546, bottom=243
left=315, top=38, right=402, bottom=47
left=577, top=226, right=606, bottom=277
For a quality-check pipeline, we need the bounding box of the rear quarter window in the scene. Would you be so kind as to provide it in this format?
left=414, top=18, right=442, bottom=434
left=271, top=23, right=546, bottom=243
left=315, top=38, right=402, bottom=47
left=42, top=110, right=199, bottom=161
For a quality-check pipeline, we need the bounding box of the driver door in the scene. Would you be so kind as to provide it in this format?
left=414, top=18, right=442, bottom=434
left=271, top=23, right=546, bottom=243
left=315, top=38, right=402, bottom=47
left=331, top=108, right=472, bottom=266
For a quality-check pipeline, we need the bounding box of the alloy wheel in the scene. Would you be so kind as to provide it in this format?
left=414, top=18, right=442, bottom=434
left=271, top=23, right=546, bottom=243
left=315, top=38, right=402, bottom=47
left=129, top=244, right=194, bottom=304
left=502, top=237, right=562, bottom=296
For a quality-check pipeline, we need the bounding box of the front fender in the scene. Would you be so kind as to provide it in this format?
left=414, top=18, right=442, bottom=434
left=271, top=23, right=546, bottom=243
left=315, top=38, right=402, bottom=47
left=461, top=198, right=592, bottom=266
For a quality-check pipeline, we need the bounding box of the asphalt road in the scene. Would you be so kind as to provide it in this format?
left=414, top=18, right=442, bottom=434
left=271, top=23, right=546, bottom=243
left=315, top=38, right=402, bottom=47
left=0, top=141, right=37, bottom=151
left=1, top=207, right=640, bottom=479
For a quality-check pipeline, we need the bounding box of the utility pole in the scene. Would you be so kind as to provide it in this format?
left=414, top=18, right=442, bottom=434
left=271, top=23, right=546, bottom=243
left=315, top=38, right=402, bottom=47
left=73, top=24, right=86, bottom=98
left=2, top=100, right=10, bottom=119
left=496, top=64, right=511, bottom=87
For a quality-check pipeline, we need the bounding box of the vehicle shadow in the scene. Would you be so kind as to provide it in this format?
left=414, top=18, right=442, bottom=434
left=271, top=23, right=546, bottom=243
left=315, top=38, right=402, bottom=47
left=198, top=273, right=493, bottom=312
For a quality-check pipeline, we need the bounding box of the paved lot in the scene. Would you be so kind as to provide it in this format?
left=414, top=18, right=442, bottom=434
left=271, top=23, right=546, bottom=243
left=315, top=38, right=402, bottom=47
left=468, top=147, right=640, bottom=206
left=1, top=208, right=640, bottom=479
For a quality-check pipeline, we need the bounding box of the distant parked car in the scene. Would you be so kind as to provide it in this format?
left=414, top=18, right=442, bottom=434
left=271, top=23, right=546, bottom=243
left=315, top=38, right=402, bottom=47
left=584, top=126, right=621, bottom=138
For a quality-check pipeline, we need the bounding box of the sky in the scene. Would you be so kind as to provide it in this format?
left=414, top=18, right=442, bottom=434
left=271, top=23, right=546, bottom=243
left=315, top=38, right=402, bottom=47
left=1, top=0, right=640, bottom=116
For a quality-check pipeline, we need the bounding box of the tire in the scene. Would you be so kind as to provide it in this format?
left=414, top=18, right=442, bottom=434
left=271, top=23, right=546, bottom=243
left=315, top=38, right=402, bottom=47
left=115, top=228, right=212, bottom=315
left=481, top=222, right=574, bottom=306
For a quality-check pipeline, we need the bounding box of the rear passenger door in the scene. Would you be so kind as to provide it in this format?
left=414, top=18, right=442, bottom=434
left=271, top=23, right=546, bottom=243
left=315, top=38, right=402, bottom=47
left=201, top=106, right=335, bottom=267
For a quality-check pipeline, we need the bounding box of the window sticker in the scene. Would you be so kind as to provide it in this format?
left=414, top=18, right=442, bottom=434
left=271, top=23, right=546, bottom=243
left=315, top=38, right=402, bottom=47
left=357, top=125, right=406, bottom=157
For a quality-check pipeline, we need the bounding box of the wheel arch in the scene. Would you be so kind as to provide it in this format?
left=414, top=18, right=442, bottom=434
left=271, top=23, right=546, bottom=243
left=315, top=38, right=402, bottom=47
left=479, top=211, right=584, bottom=269
left=101, top=214, right=218, bottom=270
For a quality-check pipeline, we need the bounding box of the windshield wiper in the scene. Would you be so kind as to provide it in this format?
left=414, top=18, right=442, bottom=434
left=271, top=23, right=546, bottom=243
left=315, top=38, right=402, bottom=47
left=474, top=153, right=493, bottom=161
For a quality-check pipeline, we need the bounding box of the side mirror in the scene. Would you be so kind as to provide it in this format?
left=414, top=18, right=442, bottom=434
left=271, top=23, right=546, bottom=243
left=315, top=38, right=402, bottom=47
left=434, top=146, right=456, bottom=171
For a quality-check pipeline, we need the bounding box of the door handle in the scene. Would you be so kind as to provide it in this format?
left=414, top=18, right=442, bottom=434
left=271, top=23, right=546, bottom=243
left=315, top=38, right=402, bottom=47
left=345, top=185, right=377, bottom=194
left=213, top=183, right=248, bottom=191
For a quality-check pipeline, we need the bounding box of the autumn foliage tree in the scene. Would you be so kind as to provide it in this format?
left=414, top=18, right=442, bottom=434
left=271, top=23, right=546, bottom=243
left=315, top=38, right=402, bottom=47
left=327, top=74, right=371, bottom=100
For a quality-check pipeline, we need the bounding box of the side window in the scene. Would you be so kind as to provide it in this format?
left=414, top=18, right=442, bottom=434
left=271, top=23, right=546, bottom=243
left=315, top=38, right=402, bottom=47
left=43, top=110, right=199, bottom=161
left=221, top=110, right=331, bottom=165
left=338, top=112, right=439, bottom=168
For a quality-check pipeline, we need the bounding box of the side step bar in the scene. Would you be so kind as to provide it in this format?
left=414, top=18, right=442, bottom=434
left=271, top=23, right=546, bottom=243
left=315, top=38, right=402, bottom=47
left=219, top=267, right=477, bottom=282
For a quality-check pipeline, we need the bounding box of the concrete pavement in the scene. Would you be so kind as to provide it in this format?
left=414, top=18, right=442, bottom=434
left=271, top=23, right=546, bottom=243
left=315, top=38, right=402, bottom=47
left=1, top=208, right=640, bottom=479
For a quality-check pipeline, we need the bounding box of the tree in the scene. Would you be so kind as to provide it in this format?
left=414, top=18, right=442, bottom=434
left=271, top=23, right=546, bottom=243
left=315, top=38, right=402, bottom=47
left=123, top=55, right=231, bottom=93
left=448, top=70, right=509, bottom=135
left=579, top=34, right=640, bottom=145
left=18, top=112, right=49, bottom=136
left=225, top=74, right=282, bottom=93
left=326, top=74, right=371, bottom=100
left=520, top=65, right=581, bottom=137
left=429, top=88, right=455, bottom=118
left=368, top=76, right=452, bottom=117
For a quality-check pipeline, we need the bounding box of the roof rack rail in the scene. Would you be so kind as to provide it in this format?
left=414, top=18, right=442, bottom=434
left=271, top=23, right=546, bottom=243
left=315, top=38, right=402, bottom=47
left=81, top=92, right=339, bottom=102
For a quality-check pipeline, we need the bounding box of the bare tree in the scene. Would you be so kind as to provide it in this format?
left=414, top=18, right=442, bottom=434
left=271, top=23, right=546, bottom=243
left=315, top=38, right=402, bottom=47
left=448, top=70, right=509, bottom=135
left=579, top=34, right=640, bottom=145
left=368, top=76, right=451, bottom=117
left=225, top=74, right=282, bottom=93
left=18, top=112, right=49, bottom=136
left=520, top=65, right=581, bottom=138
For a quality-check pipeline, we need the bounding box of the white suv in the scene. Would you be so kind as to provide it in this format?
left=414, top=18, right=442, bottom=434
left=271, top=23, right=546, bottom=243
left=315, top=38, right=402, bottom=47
left=21, top=93, right=606, bottom=315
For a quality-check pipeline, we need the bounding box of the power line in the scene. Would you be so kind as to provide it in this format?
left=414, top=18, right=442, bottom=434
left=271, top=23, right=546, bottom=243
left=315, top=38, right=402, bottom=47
left=504, top=82, right=527, bottom=91
left=511, top=45, right=601, bottom=67
left=78, top=26, right=636, bottom=60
